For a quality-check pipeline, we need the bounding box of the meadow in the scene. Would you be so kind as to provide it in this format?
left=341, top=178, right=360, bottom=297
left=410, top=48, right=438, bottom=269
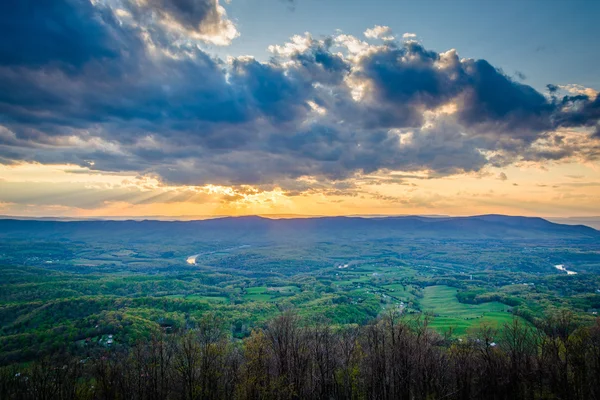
left=420, top=285, right=517, bottom=335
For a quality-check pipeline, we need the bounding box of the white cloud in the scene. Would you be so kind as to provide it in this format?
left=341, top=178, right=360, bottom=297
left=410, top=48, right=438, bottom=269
left=268, top=33, right=313, bottom=56
left=334, top=34, right=370, bottom=54
left=364, top=25, right=394, bottom=41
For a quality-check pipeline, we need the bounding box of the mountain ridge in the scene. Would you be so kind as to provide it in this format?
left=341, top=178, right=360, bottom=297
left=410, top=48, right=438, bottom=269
left=0, top=214, right=598, bottom=242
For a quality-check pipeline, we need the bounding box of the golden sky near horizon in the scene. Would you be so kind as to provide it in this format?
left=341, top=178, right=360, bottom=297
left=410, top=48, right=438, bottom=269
left=1, top=159, right=599, bottom=218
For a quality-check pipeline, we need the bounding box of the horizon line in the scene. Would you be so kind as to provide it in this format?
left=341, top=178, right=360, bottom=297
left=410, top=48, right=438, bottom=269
left=2, top=213, right=600, bottom=222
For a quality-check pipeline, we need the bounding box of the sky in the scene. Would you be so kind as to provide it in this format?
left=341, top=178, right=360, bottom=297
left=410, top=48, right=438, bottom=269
left=0, top=0, right=599, bottom=218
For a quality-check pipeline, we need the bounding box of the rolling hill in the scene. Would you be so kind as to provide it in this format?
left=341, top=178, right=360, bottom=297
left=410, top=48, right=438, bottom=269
left=0, top=214, right=598, bottom=243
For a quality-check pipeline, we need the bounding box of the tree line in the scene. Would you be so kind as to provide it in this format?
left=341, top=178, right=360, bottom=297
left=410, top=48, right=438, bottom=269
left=1, top=310, right=600, bottom=400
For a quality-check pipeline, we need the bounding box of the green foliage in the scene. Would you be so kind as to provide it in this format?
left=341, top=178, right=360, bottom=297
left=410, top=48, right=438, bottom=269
left=1, top=228, right=599, bottom=365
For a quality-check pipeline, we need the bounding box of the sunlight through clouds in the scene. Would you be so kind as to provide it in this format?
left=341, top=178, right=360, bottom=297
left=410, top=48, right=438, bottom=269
left=0, top=0, right=599, bottom=218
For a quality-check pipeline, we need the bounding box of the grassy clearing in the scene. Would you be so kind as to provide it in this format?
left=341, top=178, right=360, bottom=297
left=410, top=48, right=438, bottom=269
left=420, top=285, right=515, bottom=336
left=186, top=295, right=229, bottom=303
left=242, top=285, right=300, bottom=301
left=243, top=286, right=273, bottom=301
left=381, top=283, right=415, bottom=299
left=268, top=286, right=300, bottom=294
left=164, top=294, right=228, bottom=303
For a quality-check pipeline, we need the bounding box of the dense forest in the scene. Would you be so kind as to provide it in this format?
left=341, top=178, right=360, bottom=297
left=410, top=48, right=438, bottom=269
left=2, top=310, right=600, bottom=400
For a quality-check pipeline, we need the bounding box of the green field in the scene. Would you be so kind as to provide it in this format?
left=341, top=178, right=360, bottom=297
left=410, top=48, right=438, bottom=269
left=421, top=285, right=515, bottom=336
left=165, top=294, right=229, bottom=303
left=381, top=283, right=416, bottom=301
left=242, top=286, right=300, bottom=301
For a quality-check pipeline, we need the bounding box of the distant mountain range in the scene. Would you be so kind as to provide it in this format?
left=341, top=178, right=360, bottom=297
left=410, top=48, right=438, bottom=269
left=546, top=217, right=600, bottom=230
left=1, top=215, right=598, bottom=243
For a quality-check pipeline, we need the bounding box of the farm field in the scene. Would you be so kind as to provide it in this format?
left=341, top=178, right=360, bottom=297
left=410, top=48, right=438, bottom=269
left=420, top=285, right=517, bottom=335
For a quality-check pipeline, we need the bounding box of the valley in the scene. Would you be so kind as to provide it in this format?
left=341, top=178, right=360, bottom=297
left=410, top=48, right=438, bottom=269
left=1, top=215, right=599, bottom=364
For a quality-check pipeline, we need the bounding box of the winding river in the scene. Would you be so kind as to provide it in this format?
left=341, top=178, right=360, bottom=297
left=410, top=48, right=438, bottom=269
left=555, top=264, right=577, bottom=275
left=186, top=245, right=251, bottom=265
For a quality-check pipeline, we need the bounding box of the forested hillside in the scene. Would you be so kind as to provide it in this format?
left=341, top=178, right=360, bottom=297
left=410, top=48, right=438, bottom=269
left=1, top=311, right=600, bottom=400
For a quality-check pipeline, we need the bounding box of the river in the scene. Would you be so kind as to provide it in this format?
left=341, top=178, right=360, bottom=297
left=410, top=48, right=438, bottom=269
left=555, top=264, right=577, bottom=275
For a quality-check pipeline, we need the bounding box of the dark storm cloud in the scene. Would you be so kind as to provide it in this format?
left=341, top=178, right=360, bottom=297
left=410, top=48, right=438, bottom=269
left=229, top=58, right=312, bottom=123
left=0, top=0, right=122, bottom=68
left=353, top=43, right=555, bottom=136
left=0, top=3, right=599, bottom=188
left=457, top=59, right=554, bottom=137
left=358, top=42, right=452, bottom=108
left=553, top=94, right=600, bottom=130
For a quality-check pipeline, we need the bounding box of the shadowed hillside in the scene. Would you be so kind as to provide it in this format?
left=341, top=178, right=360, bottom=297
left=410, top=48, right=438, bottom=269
left=1, top=215, right=598, bottom=243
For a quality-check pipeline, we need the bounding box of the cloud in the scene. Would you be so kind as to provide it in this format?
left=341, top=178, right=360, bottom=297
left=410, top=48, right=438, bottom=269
left=558, top=84, right=598, bottom=98
left=0, top=0, right=128, bottom=69
left=0, top=180, right=210, bottom=209
left=514, top=71, right=527, bottom=81
left=114, top=0, right=239, bottom=46
left=0, top=2, right=599, bottom=190
left=457, top=59, right=554, bottom=138
left=553, top=93, right=600, bottom=131
left=364, top=25, right=394, bottom=41
left=498, top=172, right=508, bottom=181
